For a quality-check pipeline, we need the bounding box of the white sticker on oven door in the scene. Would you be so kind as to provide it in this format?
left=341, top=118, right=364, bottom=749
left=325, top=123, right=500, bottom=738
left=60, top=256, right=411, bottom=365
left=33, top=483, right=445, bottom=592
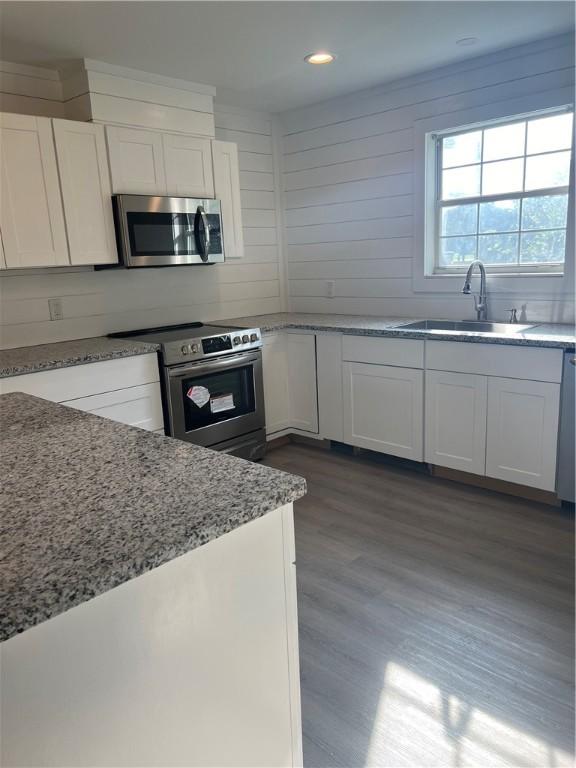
left=210, top=393, right=235, bottom=414
left=186, top=385, right=210, bottom=408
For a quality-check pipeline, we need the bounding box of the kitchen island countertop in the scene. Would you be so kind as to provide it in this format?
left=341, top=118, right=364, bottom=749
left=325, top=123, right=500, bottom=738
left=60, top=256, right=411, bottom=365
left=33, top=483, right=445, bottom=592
left=0, top=392, right=306, bottom=642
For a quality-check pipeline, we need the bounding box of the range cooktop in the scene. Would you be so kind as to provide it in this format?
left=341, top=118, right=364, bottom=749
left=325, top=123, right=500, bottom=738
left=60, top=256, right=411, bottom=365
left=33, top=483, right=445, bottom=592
left=109, top=322, right=262, bottom=366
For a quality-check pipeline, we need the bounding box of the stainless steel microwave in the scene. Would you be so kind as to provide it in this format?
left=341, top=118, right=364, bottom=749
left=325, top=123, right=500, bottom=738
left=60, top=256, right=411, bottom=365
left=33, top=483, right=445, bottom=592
left=111, top=195, right=225, bottom=268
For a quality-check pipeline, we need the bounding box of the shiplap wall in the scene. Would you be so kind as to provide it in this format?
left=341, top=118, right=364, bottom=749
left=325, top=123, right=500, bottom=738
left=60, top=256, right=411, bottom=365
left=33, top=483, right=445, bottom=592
left=280, top=34, right=575, bottom=322
left=0, top=102, right=284, bottom=348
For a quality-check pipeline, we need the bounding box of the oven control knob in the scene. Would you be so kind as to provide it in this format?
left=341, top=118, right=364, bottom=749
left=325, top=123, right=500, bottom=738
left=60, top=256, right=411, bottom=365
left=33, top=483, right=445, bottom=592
left=233, top=336, right=241, bottom=345
left=242, top=335, right=249, bottom=344
left=250, top=333, right=258, bottom=342
left=191, top=344, right=199, bottom=354
left=181, top=345, right=190, bottom=355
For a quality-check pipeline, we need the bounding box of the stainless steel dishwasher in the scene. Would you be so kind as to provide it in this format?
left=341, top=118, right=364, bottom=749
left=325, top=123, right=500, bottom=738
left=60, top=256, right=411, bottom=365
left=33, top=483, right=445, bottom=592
left=557, top=351, right=575, bottom=503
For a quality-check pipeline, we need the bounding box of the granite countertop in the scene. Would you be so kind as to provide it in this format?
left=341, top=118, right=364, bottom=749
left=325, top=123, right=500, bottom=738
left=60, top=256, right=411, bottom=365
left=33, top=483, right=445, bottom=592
left=224, top=313, right=576, bottom=350
left=1, top=314, right=573, bottom=382
left=0, top=337, right=160, bottom=378
left=0, top=393, right=306, bottom=642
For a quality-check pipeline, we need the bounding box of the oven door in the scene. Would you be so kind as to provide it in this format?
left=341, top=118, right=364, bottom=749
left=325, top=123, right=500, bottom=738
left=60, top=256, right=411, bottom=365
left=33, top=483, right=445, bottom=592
left=113, top=195, right=225, bottom=267
left=165, top=351, right=265, bottom=446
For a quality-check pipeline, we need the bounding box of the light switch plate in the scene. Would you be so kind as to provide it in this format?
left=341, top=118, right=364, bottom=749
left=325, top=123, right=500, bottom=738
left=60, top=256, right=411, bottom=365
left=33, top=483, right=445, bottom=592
left=48, top=298, right=64, bottom=321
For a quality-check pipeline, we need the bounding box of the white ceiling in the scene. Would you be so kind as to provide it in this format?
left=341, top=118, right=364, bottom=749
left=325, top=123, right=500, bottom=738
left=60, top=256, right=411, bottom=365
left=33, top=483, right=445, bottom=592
left=0, top=1, right=573, bottom=113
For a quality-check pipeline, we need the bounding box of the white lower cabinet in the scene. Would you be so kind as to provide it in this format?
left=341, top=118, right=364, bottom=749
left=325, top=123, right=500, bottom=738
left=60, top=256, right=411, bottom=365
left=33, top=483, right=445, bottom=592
left=61, top=383, right=164, bottom=431
left=262, top=332, right=318, bottom=437
left=342, top=362, right=423, bottom=461
left=0, top=354, right=163, bottom=432
left=267, top=331, right=561, bottom=493
left=262, top=334, right=291, bottom=435
left=316, top=333, right=344, bottom=442
left=425, top=371, right=487, bottom=475
left=1, top=504, right=302, bottom=768
left=485, top=376, right=560, bottom=491
left=287, top=333, right=318, bottom=434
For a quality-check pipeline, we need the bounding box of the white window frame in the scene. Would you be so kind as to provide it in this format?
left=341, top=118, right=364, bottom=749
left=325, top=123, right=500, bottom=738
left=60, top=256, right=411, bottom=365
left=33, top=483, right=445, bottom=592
left=434, top=108, right=572, bottom=275
left=413, top=89, right=575, bottom=297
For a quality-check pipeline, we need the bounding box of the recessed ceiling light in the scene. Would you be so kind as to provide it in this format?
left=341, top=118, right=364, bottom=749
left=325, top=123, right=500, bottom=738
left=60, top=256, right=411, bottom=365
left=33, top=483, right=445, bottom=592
left=304, top=52, right=336, bottom=65
left=456, top=37, right=479, bottom=47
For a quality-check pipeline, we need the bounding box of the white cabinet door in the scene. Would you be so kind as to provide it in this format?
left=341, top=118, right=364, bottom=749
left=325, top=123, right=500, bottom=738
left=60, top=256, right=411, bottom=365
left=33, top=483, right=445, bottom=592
left=317, top=333, right=344, bottom=442
left=212, top=140, right=244, bottom=259
left=287, top=333, right=318, bottom=434
left=425, top=371, right=487, bottom=475
left=262, top=333, right=291, bottom=435
left=53, top=119, right=117, bottom=266
left=106, top=125, right=166, bottom=194
left=163, top=134, right=214, bottom=197
left=343, top=362, right=423, bottom=460
left=61, top=383, right=163, bottom=431
left=0, top=113, right=69, bottom=268
left=486, top=376, right=560, bottom=491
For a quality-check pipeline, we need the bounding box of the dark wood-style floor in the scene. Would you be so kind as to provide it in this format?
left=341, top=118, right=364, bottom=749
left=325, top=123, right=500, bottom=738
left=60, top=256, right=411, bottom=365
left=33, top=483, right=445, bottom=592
left=264, top=443, right=575, bottom=768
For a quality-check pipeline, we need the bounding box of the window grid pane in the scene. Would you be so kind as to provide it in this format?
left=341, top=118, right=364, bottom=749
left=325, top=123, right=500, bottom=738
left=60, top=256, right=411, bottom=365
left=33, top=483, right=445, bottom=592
left=436, top=109, right=572, bottom=271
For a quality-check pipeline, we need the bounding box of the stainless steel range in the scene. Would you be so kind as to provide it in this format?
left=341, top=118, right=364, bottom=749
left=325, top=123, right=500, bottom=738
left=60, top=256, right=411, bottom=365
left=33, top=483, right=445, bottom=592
left=109, top=323, right=266, bottom=460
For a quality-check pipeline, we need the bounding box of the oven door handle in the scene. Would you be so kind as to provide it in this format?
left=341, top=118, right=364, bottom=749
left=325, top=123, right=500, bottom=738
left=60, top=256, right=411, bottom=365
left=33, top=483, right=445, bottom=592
left=167, top=351, right=261, bottom=378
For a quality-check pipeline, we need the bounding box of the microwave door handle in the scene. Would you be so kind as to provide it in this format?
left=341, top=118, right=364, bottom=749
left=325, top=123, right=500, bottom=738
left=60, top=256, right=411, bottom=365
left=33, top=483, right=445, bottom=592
left=194, top=206, right=210, bottom=262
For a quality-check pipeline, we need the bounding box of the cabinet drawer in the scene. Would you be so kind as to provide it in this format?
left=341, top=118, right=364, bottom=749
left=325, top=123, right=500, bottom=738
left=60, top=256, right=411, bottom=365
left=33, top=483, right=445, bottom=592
left=0, top=354, right=160, bottom=401
left=342, top=336, right=424, bottom=368
left=61, top=382, right=164, bottom=431
left=426, top=341, right=563, bottom=383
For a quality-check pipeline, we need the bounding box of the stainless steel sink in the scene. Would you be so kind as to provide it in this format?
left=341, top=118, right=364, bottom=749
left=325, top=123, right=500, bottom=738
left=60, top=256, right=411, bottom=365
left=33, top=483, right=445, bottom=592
left=399, top=320, right=535, bottom=334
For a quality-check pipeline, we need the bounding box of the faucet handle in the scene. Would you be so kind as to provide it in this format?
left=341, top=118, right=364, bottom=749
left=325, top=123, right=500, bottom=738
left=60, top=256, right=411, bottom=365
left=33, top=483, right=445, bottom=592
left=506, top=308, right=518, bottom=324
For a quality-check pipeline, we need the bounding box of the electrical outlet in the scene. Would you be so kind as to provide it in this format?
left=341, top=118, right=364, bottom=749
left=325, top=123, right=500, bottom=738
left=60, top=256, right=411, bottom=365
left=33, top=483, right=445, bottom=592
left=48, top=298, right=64, bottom=321
left=326, top=280, right=335, bottom=298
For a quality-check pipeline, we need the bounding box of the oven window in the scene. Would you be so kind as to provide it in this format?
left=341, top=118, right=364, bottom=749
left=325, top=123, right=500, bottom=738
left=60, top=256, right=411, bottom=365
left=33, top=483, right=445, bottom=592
left=127, top=212, right=222, bottom=257
left=181, top=364, right=255, bottom=431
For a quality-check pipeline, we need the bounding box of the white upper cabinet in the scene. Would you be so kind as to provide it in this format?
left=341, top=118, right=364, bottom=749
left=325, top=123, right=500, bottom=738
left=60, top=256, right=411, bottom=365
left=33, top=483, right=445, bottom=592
left=425, top=370, right=487, bottom=476
left=163, top=134, right=214, bottom=197
left=343, top=361, right=423, bottom=461
left=106, top=125, right=167, bottom=194
left=0, top=113, right=69, bottom=268
left=486, top=377, right=560, bottom=491
left=53, top=119, right=117, bottom=265
left=212, top=140, right=244, bottom=259
left=106, top=126, right=215, bottom=198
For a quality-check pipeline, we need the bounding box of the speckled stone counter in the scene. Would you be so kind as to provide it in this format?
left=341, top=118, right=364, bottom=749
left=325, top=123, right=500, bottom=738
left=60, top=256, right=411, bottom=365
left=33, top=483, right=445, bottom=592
left=0, top=337, right=160, bottom=378
left=224, top=312, right=576, bottom=350
left=0, top=393, right=306, bottom=642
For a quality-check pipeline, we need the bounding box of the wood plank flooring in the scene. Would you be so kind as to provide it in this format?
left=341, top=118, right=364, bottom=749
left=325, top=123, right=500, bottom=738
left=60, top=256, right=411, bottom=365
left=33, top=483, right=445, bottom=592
left=264, top=444, right=575, bottom=768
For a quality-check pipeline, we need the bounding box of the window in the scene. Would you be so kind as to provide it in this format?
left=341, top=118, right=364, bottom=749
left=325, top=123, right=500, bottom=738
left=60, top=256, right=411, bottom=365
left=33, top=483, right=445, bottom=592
left=431, top=108, right=573, bottom=275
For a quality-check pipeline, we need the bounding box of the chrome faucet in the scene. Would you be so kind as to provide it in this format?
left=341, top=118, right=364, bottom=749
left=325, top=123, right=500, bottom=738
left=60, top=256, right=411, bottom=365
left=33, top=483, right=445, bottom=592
left=462, top=260, right=488, bottom=321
